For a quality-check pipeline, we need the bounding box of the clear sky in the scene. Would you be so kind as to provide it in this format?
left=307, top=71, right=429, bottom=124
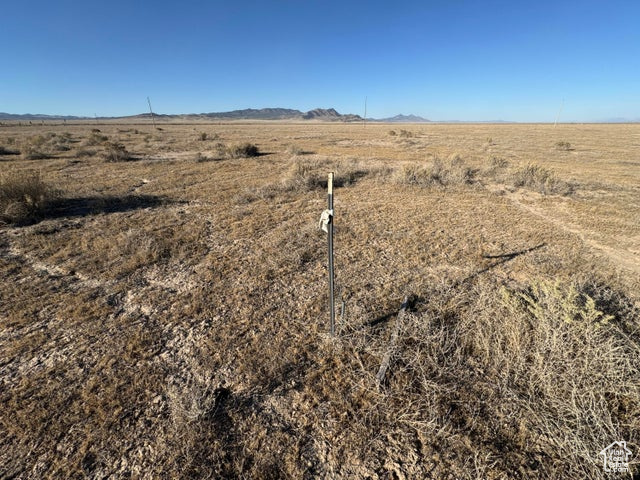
left=1, top=0, right=638, bottom=121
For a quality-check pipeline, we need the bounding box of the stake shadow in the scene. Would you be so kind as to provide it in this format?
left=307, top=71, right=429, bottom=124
left=43, top=194, right=173, bottom=220
left=453, top=243, right=547, bottom=288
left=368, top=295, right=418, bottom=328
left=367, top=243, right=547, bottom=328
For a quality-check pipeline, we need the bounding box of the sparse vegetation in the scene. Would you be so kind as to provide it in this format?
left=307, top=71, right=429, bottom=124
left=285, top=143, right=304, bottom=155
left=74, top=147, right=97, bottom=158
left=0, top=122, right=638, bottom=479
left=394, top=155, right=474, bottom=187
left=0, top=145, right=20, bottom=156
left=510, top=163, right=574, bottom=195
left=226, top=142, right=260, bottom=158
left=102, top=141, right=134, bottom=162
left=0, top=171, right=57, bottom=224
left=556, top=140, right=572, bottom=151
left=84, top=131, right=109, bottom=146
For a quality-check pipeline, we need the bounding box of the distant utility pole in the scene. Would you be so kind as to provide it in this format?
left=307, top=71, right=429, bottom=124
left=147, top=97, right=157, bottom=129
left=364, top=96, right=368, bottom=127
left=94, top=114, right=99, bottom=125
left=554, top=99, right=564, bottom=128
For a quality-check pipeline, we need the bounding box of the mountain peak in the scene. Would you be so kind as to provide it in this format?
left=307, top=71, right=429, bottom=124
left=379, top=114, right=430, bottom=123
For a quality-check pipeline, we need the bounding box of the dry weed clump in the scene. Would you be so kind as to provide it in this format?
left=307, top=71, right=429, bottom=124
left=481, top=155, right=510, bottom=179
left=83, top=131, right=109, bottom=146
left=394, top=155, right=474, bottom=187
left=0, top=145, right=20, bottom=156
left=15, top=133, right=80, bottom=159
left=510, top=163, right=574, bottom=195
left=78, top=227, right=170, bottom=277
left=236, top=158, right=378, bottom=203
left=19, top=134, right=63, bottom=159
left=283, top=158, right=373, bottom=191
left=102, top=142, right=134, bottom=162
left=0, top=171, right=58, bottom=224
left=197, top=132, right=218, bottom=141
left=338, top=276, right=640, bottom=478
left=226, top=142, right=260, bottom=158
left=555, top=140, right=572, bottom=151
left=285, top=143, right=304, bottom=155
left=74, top=147, right=97, bottom=158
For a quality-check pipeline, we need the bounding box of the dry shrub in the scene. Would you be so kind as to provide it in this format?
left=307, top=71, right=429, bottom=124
left=0, top=145, right=20, bottom=156
left=0, top=171, right=58, bottom=224
left=481, top=156, right=510, bottom=179
left=47, top=132, right=73, bottom=152
left=556, top=141, right=572, bottom=151
left=283, top=158, right=372, bottom=191
left=194, top=152, right=215, bottom=163
left=489, top=156, right=509, bottom=169
left=21, top=144, right=49, bottom=160
left=83, top=132, right=109, bottom=146
left=81, top=227, right=171, bottom=277
left=226, top=142, right=259, bottom=158
left=237, top=158, right=378, bottom=203
left=337, top=277, right=640, bottom=478
left=282, top=158, right=326, bottom=191
left=102, top=142, right=134, bottom=162
left=285, top=144, right=304, bottom=155
left=15, top=133, right=74, bottom=159
left=20, top=136, right=49, bottom=159
left=510, top=163, right=574, bottom=195
left=74, top=147, right=97, bottom=158
left=394, top=155, right=474, bottom=187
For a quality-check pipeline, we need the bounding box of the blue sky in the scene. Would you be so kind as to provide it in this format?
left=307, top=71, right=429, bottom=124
left=1, top=0, right=638, bottom=121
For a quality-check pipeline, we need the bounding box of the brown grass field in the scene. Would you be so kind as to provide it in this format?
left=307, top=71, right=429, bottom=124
left=1, top=121, right=639, bottom=479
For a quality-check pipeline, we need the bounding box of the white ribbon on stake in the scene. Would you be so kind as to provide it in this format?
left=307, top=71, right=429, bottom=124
left=319, top=209, right=333, bottom=233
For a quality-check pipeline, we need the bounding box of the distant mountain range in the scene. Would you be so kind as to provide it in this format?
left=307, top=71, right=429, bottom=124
left=0, top=112, right=87, bottom=120
left=1, top=109, right=637, bottom=123
left=375, top=114, right=430, bottom=123
left=0, top=108, right=365, bottom=122
left=0, top=108, right=419, bottom=122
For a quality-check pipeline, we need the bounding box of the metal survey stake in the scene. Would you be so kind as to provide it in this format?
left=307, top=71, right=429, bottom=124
left=319, top=173, right=335, bottom=335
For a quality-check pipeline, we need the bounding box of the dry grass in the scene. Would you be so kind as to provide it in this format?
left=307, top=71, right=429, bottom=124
left=0, top=145, right=20, bottom=156
left=102, top=141, right=134, bottom=162
left=0, top=121, right=639, bottom=479
left=226, top=142, right=260, bottom=158
left=509, top=163, right=575, bottom=195
left=393, top=154, right=475, bottom=187
left=0, top=171, right=58, bottom=224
